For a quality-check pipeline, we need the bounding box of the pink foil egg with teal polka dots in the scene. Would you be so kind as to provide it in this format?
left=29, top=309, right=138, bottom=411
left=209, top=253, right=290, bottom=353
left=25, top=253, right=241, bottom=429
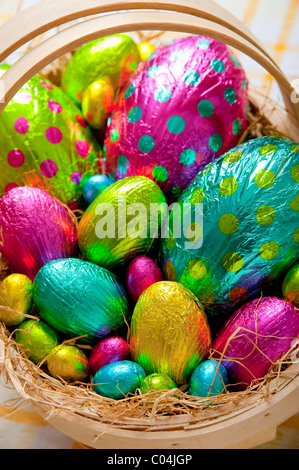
left=0, top=64, right=102, bottom=207
left=104, top=36, right=249, bottom=200
left=159, top=136, right=299, bottom=333
left=0, top=186, right=77, bottom=281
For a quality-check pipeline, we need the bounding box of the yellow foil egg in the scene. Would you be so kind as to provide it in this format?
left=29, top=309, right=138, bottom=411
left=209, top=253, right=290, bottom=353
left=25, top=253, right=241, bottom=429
left=82, top=77, right=114, bottom=130
left=137, top=41, right=156, bottom=61
left=129, top=281, right=212, bottom=384
left=0, top=273, right=33, bottom=326
left=47, top=344, right=90, bottom=382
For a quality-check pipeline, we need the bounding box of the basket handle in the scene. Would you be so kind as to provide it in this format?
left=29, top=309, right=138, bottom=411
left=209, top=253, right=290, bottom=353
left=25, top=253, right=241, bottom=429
left=0, top=4, right=298, bottom=122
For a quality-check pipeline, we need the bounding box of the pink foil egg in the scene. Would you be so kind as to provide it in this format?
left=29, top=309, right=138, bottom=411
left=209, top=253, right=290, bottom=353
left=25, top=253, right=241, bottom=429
left=213, top=297, right=299, bottom=390
left=126, top=256, right=163, bottom=302
left=89, top=336, right=130, bottom=374
left=104, top=35, right=249, bottom=200
left=0, top=186, right=77, bottom=280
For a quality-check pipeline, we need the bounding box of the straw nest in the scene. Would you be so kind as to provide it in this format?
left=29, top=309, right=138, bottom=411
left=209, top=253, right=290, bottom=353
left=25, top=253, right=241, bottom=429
left=0, top=32, right=299, bottom=432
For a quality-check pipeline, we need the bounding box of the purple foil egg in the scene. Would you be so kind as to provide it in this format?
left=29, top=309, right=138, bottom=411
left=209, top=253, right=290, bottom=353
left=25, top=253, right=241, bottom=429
left=104, top=35, right=248, bottom=200
left=213, top=297, right=299, bottom=390
left=0, top=186, right=77, bottom=280
left=126, top=256, right=163, bottom=302
left=89, top=336, right=130, bottom=374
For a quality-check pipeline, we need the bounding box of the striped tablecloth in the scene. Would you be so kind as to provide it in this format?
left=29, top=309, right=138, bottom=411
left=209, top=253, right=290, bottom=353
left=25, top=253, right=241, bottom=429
left=0, top=0, right=298, bottom=449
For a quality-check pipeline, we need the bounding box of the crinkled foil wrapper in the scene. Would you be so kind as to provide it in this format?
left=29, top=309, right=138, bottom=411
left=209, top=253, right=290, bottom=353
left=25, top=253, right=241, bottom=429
left=159, top=136, right=299, bottom=329
left=104, top=35, right=249, bottom=200
left=47, top=345, right=89, bottom=382
left=32, top=258, right=130, bottom=344
left=78, top=176, right=166, bottom=270
left=213, top=297, right=299, bottom=389
left=61, top=34, right=141, bottom=107
left=0, top=64, right=102, bottom=207
left=129, top=281, right=211, bottom=385
left=0, top=186, right=78, bottom=281
left=0, top=274, right=33, bottom=326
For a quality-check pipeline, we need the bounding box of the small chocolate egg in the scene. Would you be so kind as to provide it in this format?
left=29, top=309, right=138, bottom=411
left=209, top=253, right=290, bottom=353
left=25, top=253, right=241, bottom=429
left=129, top=281, right=211, bottom=384
left=82, top=77, right=114, bottom=130
left=140, top=373, right=177, bottom=394
left=189, top=360, right=228, bottom=397
left=137, top=41, right=156, bottom=61
left=0, top=273, right=33, bottom=326
left=14, top=319, right=59, bottom=363
left=283, top=264, right=299, bottom=306
left=89, top=336, right=130, bottom=374
left=126, top=256, right=163, bottom=302
left=92, top=360, right=146, bottom=399
left=47, top=344, right=89, bottom=382
left=82, top=174, right=115, bottom=205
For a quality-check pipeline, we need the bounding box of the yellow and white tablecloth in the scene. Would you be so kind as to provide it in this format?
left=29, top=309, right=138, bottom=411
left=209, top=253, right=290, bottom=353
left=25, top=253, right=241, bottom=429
left=0, top=0, right=299, bottom=449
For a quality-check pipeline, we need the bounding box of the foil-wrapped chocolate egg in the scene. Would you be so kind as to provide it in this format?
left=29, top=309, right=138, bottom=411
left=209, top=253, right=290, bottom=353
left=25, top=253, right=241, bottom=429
left=0, top=186, right=78, bottom=281
left=14, top=318, right=59, bottom=363
left=32, top=258, right=130, bottom=344
left=78, top=176, right=167, bottom=270
left=140, top=373, right=177, bottom=394
left=104, top=35, right=248, bottom=200
left=126, top=256, right=163, bottom=302
left=0, top=65, right=101, bottom=206
left=129, top=281, right=211, bottom=384
left=92, top=360, right=146, bottom=399
left=47, top=344, right=89, bottom=382
left=61, top=34, right=141, bottom=107
left=89, top=336, right=130, bottom=374
left=189, top=360, right=228, bottom=397
left=213, top=297, right=299, bottom=389
left=0, top=273, right=33, bottom=326
left=137, top=41, right=156, bottom=61
left=159, top=136, right=299, bottom=328
left=82, top=174, right=115, bottom=205
left=283, top=264, right=299, bottom=306
left=82, top=77, right=114, bottom=130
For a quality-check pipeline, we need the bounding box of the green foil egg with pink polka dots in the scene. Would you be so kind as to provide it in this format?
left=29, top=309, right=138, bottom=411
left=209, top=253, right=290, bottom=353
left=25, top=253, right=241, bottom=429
left=104, top=35, right=249, bottom=201
left=0, top=64, right=102, bottom=207
left=159, top=136, right=299, bottom=328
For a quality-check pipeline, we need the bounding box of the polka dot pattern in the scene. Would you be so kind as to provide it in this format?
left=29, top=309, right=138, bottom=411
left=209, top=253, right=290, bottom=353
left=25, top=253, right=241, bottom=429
left=255, top=205, right=276, bottom=225
left=14, top=117, right=29, bottom=134
left=40, top=160, right=58, bottom=178
left=167, top=116, right=185, bottom=134
left=7, top=150, right=25, bottom=168
left=222, top=252, right=243, bottom=273
left=259, top=241, right=279, bottom=260
left=197, top=100, right=214, bottom=117
left=138, top=135, right=155, bottom=153
left=152, top=165, right=168, bottom=182
left=254, top=169, right=275, bottom=189
left=219, top=177, right=238, bottom=196
left=180, top=149, right=196, bottom=165
left=188, top=259, right=207, bottom=279
left=46, top=127, right=62, bottom=144
left=218, top=213, right=239, bottom=235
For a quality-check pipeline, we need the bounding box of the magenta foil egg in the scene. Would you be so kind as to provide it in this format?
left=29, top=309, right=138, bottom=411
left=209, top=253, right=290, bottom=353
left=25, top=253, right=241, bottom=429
left=89, top=336, right=130, bottom=374
left=104, top=35, right=249, bottom=200
left=126, top=256, right=163, bottom=302
left=213, top=297, right=299, bottom=390
left=0, top=186, right=77, bottom=280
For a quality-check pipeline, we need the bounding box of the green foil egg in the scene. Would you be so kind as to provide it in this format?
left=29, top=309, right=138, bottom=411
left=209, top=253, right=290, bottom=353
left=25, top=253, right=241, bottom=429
left=77, top=176, right=167, bottom=270
left=0, top=64, right=102, bottom=206
left=159, top=136, right=299, bottom=328
left=32, top=258, right=130, bottom=344
left=14, top=318, right=59, bottom=363
left=47, top=344, right=90, bottom=382
left=61, top=34, right=141, bottom=107
left=282, top=264, right=299, bottom=306
left=0, top=273, right=33, bottom=326
left=140, top=373, right=177, bottom=394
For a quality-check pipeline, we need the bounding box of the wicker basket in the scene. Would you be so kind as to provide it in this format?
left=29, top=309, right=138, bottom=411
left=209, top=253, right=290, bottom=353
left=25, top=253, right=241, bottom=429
left=0, top=0, right=299, bottom=450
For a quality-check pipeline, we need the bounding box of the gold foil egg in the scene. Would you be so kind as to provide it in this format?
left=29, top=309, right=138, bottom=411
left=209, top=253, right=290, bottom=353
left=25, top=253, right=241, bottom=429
left=137, top=41, right=156, bottom=61
left=129, top=281, right=211, bottom=384
left=82, top=77, right=114, bottom=130
left=47, top=344, right=90, bottom=382
left=0, top=273, right=33, bottom=326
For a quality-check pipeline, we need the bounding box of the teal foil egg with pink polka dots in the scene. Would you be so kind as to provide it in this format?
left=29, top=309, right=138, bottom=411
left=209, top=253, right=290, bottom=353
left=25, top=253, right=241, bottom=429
left=159, top=136, right=299, bottom=330
left=0, top=64, right=102, bottom=207
left=104, top=36, right=249, bottom=200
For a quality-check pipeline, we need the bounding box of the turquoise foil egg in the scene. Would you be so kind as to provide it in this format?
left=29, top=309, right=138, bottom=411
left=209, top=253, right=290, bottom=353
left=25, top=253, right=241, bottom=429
left=32, top=258, right=130, bottom=344
left=159, top=136, right=299, bottom=328
left=189, top=360, right=228, bottom=397
left=92, top=360, right=146, bottom=399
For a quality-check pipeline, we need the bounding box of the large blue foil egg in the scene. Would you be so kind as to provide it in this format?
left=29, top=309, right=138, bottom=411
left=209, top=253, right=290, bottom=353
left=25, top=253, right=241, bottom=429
left=92, top=360, right=146, bottom=399
left=189, top=360, right=228, bottom=397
